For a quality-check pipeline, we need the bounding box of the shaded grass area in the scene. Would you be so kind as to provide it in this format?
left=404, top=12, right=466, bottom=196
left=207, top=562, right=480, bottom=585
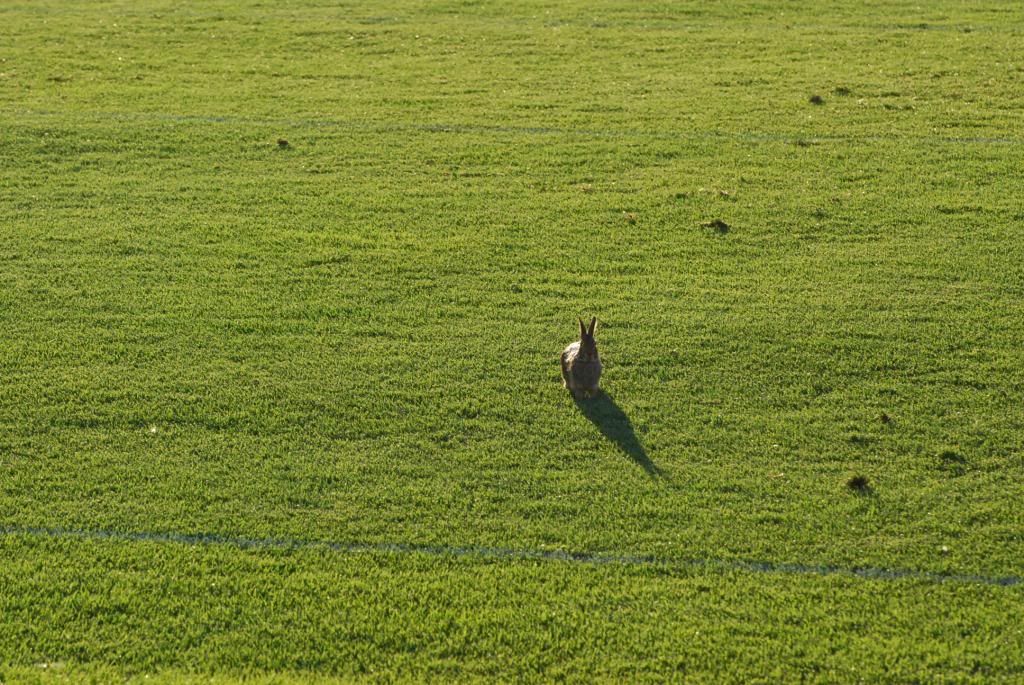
left=2, top=0, right=1024, bottom=680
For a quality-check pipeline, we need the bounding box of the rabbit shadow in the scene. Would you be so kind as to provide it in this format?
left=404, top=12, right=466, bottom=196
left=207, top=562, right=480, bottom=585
left=573, top=391, right=662, bottom=477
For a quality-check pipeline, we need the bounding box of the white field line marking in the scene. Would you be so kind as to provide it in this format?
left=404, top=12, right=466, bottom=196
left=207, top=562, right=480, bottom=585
left=7, top=108, right=1023, bottom=147
left=0, top=3, right=1009, bottom=35
left=2, top=525, right=1020, bottom=588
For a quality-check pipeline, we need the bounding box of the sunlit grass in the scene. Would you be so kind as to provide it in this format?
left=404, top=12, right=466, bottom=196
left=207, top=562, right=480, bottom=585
left=2, top=0, right=1023, bottom=680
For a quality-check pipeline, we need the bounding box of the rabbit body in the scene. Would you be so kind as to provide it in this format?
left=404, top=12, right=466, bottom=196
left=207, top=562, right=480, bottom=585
left=561, top=317, right=602, bottom=399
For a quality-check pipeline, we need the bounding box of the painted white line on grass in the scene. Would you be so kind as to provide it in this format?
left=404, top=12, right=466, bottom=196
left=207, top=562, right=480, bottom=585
left=2, top=525, right=1020, bottom=588
left=9, top=108, right=1023, bottom=147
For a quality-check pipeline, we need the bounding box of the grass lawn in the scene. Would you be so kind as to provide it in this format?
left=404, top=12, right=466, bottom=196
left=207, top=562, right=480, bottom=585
left=2, top=0, right=1023, bottom=681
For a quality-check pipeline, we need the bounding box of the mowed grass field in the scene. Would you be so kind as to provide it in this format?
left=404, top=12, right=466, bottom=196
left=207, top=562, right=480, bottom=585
left=2, top=0, right=1024, bottom=681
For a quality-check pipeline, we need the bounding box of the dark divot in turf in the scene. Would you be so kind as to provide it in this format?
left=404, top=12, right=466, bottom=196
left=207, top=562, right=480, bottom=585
left=848, top=433, right=873, bottom=446
left=700, top=218, right=730, bottom=233
left=574, top=392, right=661, bottom=477
left=809, top=94, right=825, bottom=105
left=277, top=138, right=290, bottom=148
left=938, top=450, right=968, bottom=476
left=846, top=474, right=872, bottom=494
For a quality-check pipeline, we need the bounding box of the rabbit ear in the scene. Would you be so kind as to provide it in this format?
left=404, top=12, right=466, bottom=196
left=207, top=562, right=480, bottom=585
left=578, top=317, right=587, bottom=338
left=587, top=317, right=597, bottom=336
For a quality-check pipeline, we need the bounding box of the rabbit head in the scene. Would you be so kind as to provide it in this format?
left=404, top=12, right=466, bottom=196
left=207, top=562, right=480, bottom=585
left=577, top=316, right=599, bottom=360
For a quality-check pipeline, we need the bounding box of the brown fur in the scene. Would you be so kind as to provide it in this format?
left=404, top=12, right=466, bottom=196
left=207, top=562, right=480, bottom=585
left=561, top=317, right=602, bottom=399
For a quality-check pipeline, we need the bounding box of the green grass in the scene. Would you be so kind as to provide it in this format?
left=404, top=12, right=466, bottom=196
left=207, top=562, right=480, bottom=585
left=2, top=0, right=1024, bottom=681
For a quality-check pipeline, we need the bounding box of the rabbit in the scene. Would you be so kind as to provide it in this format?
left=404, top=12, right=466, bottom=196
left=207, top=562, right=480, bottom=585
left=561, top=316, right=602, bottom=399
